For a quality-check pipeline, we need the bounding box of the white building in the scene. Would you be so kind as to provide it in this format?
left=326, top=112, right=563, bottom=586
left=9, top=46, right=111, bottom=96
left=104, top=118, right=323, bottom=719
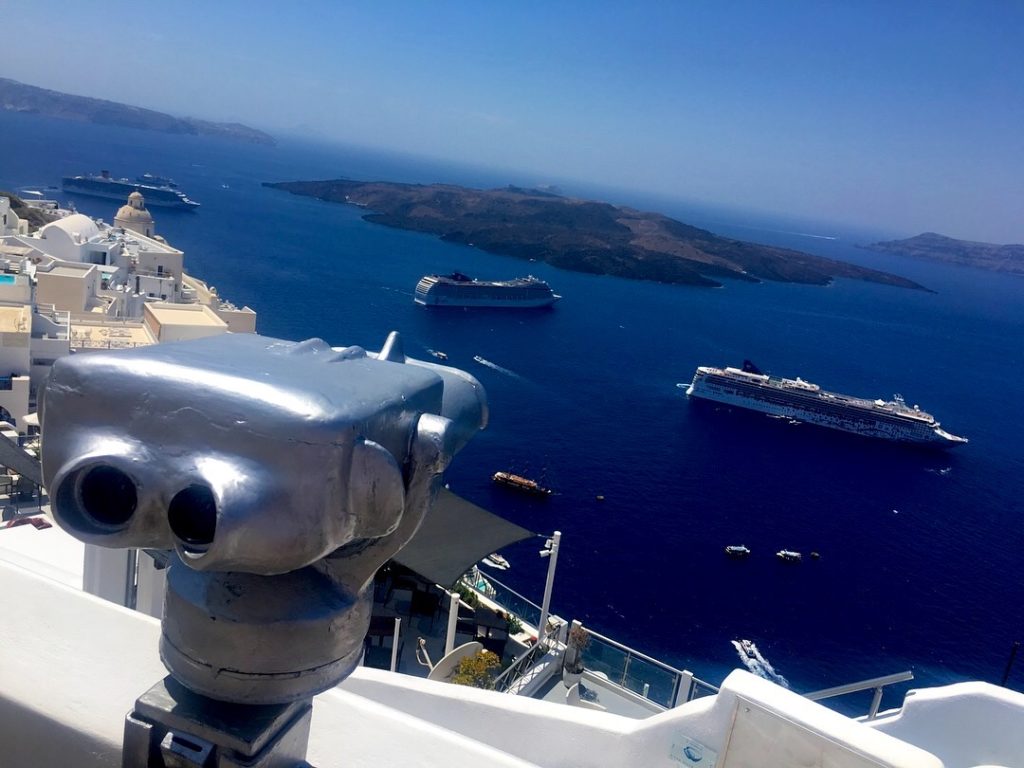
left=0, top=193, right=257, bottom=432
left=0, top=196, right=29, bottom=237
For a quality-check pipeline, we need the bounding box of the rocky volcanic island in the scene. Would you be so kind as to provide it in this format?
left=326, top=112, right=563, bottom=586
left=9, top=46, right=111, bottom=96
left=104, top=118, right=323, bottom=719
left=266, top=180, right=925, bottom=290
left=864, top=232, right=1024, bottom=276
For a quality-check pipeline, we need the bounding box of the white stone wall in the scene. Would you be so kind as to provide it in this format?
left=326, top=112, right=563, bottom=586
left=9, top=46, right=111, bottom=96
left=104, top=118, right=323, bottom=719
left=0, top=376, right=30, bottom=428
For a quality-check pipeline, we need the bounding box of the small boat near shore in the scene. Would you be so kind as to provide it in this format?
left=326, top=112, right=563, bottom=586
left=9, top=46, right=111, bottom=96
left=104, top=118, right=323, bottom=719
left=481, top=553, right=511, bottom=570
left=492, top=471, right=552, bottom=497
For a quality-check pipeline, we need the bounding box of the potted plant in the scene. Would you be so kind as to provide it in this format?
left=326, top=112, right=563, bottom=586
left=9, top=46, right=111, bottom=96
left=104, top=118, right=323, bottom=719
left=504, top=612, right=523, bottom=636
left=453, top=582, right=480, bottom=609
left=562, top=623, right=590, bottom=688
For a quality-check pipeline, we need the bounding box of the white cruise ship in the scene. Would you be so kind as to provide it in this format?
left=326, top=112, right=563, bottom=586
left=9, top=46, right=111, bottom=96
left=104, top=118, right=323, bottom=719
left=686, top=361, right=967, bottom=447
left=62, top=170, right=200, bottom=209
left=415, top=272, right=560, bottom=308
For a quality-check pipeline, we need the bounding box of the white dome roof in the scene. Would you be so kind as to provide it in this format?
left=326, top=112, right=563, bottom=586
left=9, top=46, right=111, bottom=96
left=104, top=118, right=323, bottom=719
left=39, top=214, right=100, bottom=242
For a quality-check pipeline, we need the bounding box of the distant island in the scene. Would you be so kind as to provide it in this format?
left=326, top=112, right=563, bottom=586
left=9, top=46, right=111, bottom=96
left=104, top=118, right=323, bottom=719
left=0, top=77, right=275, bottom=146
left=863, top=232, right=1024, bottom=276
left=264, top=179, right=926, bottom=290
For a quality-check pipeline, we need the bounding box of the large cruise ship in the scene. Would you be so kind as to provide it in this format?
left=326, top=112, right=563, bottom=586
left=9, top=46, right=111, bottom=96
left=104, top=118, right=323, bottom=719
left=414, top=272, right=560, bottom=308
left=686, top=362, right=967, bottom=447
left=62, top=170, right=200, bottom=209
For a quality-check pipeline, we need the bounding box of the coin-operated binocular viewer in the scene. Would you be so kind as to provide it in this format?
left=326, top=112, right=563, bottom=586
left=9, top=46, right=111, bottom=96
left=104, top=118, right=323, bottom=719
left=41, top=332, right=487, bottom=767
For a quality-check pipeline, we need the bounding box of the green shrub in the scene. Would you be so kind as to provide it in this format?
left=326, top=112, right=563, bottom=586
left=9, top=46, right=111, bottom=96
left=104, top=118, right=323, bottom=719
left=506, top=614, right=523, bottom=635
left=454, top=582, right=480, bottom=608
left=450, top=650, right=501, bottom=688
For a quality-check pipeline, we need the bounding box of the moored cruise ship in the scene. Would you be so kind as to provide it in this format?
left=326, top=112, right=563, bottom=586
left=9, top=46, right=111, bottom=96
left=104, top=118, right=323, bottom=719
left=686, top=361, right=967, bottom=447
left=414, top=272, right=560, bottom=308
left=62, top=170, right=200, bottom=209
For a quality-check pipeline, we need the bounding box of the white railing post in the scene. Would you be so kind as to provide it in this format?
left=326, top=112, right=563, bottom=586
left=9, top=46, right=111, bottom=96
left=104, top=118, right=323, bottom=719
left=390, top=618, right=401, bottom=673
left=445, top=591, right=460, bottom=655
left=537, top=531, right=561, bottom=648
left=674, top=670, right=695, bottom=707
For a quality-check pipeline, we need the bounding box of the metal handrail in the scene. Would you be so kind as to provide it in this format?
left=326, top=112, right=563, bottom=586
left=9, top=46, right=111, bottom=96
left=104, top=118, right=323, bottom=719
left=493, top=645, right=541, bottom=692
left=481, top=574, right=544, bottom=614
left=805, top=670, right=914, bottom=719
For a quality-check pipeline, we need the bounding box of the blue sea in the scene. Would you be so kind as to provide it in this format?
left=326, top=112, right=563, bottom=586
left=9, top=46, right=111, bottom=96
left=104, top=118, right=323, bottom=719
left=4, top=111, right=1023, bottom=704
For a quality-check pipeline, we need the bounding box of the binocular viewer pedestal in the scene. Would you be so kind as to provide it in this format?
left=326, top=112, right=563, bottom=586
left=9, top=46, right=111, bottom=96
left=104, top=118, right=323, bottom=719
left=124, top=677, right=312, bottom=768
left=39, top=332, right=488, bottom=767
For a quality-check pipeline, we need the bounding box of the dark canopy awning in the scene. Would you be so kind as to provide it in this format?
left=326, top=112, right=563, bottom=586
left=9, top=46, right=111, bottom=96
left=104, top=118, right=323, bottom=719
left=394, top=488, right=533, bottom=587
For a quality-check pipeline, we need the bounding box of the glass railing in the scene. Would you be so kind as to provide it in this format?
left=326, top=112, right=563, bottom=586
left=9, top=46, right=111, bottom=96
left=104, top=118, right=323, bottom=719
left=580, top=631, right=681, bottom=707
left=458, top=571, right=720, bottom=708
left=465, top=572, right=543, bottom=629
left=578, top=626, right=718, bottom=709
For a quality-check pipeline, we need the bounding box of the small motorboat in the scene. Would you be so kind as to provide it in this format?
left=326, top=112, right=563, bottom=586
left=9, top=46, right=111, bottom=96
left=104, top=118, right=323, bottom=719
left=776, top=549, right=802, bottom=562
left=481, top=553, right=510, bottom=570
left=427, top=349, right=448, bottom=361
left=724, top=545, right=751, bottom=558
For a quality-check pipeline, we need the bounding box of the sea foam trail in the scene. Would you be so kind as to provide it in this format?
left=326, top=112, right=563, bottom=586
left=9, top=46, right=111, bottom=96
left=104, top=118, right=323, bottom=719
left=731, top=640, right=790, bottom=688
left=473, top=356, right=523, bottom=379
left=711, top=221, right=839, bottom=241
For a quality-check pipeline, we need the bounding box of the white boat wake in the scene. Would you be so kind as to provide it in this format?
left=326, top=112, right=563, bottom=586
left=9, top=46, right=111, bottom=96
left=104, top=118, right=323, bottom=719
left=710, top=221, right=839, bottom=241
left=790, top=231, right=839, bottom=241
left=472, top=355, right=522, bottom=379
left=731, top=639, right=789, bottom=688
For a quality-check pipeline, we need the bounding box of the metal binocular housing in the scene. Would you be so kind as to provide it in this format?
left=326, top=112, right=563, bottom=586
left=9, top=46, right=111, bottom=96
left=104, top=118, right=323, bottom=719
left=41, top=331, right=486, bottom=705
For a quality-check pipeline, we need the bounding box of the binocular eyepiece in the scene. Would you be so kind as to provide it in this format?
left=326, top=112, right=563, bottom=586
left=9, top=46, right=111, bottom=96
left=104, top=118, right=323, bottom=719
left=41, top=332, right=486, bottom=703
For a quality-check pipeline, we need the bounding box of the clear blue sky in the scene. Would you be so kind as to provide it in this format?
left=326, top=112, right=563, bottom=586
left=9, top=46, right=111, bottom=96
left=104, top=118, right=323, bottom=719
left=4, top=1, right=1023, bottom=241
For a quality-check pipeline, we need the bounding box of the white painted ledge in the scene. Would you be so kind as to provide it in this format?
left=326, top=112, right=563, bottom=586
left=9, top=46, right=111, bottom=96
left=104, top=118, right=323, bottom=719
left=868, top=682, right=1024, bottom=767
left=0, top=554, right=956, bottom=768
left=0, top=560, right=537, bottom=768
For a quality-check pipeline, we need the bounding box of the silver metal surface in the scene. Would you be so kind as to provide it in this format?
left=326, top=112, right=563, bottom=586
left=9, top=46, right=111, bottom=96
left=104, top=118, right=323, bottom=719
left=41, top=331, right=486, bottom=706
